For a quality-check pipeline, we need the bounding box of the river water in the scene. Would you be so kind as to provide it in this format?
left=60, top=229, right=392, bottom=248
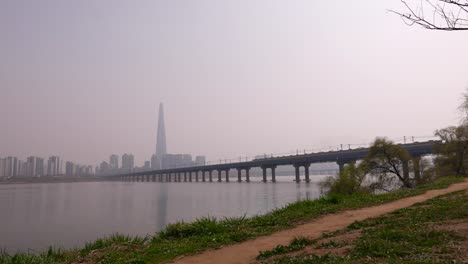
left=0, top=175, right=327, bottom=253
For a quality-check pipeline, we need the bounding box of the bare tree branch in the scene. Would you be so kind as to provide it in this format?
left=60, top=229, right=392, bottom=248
left=390, top=0, right=468, bottom=30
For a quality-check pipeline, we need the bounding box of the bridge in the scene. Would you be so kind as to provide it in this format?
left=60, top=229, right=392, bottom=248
left=114, top=140, right=439, bottom=183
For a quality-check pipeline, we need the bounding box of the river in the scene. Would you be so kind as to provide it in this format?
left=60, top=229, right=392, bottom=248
left=0, top=175, right=327, bottom=253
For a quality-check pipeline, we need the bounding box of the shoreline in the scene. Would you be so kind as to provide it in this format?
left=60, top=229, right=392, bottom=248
left=0, top=176, right=464, bottom=263
left=0, top=177, right=114, bottom=185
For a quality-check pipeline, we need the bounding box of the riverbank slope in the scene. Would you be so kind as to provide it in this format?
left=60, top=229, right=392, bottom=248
left=0, top=176, right=465, bottom=264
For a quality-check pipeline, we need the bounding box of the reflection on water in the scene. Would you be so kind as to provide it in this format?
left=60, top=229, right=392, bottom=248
left=0, top=175, right=326, bottom=253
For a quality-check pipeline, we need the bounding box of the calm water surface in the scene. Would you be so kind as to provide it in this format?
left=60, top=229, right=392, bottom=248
left=0, top=176, right=326, bottom=253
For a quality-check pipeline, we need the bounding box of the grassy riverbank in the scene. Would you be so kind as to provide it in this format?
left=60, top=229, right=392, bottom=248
left=256, top=187, right=467, bottom=263
left=0, top=176, right=464, bottom=264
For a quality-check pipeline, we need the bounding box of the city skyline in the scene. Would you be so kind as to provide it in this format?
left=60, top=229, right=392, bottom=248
left=1, top=1, right=467, bottom=166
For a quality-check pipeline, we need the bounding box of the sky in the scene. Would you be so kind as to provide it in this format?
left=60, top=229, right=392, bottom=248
left=1, top=0, right=467, bottom=166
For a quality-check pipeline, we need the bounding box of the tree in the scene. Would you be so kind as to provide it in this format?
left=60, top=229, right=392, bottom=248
left=320, top=163, right=368, bottom=195
left=458, top=88, right=468, bottom=124
left=362, top=137, right=414, bottom=188
left=434, top=125, right=468, bottom=175
left=391, top=0, right=468, bottom=31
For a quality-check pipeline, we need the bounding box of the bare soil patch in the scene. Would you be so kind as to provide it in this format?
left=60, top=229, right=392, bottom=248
left=432, top=219, right=468, bottom=262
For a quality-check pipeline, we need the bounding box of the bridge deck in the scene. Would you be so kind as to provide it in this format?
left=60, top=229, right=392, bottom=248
left=115, top=141, right=439, bottom=178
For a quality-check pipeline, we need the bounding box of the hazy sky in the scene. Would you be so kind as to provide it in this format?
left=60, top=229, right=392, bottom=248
left=1, top=0, right=467, bottom=166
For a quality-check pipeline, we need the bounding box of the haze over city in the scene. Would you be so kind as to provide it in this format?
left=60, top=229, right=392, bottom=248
left=1, top=0, right=467, bottom=166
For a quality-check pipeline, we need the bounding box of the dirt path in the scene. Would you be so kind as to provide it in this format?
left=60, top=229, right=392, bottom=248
left=172, top=179, right=468, bottom=264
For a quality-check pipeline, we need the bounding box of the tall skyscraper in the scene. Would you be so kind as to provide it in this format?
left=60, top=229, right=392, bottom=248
left=156, top=103, right=167, bottom=157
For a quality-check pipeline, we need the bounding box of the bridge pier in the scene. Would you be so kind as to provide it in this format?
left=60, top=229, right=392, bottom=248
left=218, top=170, right=222, bottom=182
left=413, top=156, right=421, bottom=183
left=195, top=171, right=199, bottom=182
left=202, top=171, right=206, bottom=182
left=402, top=159, right=409, bottom=184
left=237, top=169, right=242, bottom=182
left=246, top=168, right=250, bottom=182
left=184, top=172, right=187, bottom=182
left=209, top=170, right=213, bottom=182
left=225, top=169, right=230, bottom=182
left=294, top=165, right=300, bottom=182
left=262, top=167, right=267, bottom=182
left=304, top=165, right=310, bottom=182
left=271, top=166, right=276, bottom=182
left=188, top=171, right=192, bottom=182
left=337, top=161, right=345, bottom=174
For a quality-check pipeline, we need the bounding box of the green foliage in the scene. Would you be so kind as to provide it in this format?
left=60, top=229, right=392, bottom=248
left=80, top=234, right=148, bottom=256
left=434, top=125, right=468, bottom=176
left=352, top=191, right=466, bottom=261
left=267, top=254, right=347, bottom=264
left=257, top=236, right=315, bottom=260
left=320, top=163, right=368, bottom=195
left=363, top=137, right=413, bottom=188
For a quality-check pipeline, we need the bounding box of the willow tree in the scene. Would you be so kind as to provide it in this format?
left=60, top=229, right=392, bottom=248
left=363, top=137, right=413, bottom=189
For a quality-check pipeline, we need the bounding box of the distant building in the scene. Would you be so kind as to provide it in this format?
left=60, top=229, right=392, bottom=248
left=109, top=154, right=119, bottom=170
left=0, top=158, right=5, bottom=178
left=47, top=156, right=61, bottom=176
left=3, top=157, right=19, bottom=177
left=36, top=157, right=44, bottom=176
left=195, top=156, right=206, bottom=166
left=17, top=160, right=26, bottom=177
left=65, top=161, right=75, bottom=176
left=27, top=156, right=44, bottom=177
left=151, top=154, right=160, bottom=170
left=156, top=103, right=167, bottom=157
left=161, top=154, right=193, bottom=169
left=99, top=161, right=110, bottom=174
left=143, top=161, right=150, bottom=169
left=151, top=103, right=206, bottom=170
left=121, top=154, right=134, bottom=172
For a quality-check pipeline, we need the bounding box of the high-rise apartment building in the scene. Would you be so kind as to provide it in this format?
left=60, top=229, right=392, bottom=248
left=109, top=154, right=119, bottom=170
left=47, top=156, right=61, bottom=176
left=151, top=154, right=160, bottom=170
left=195, top=156, right=206, bottom=166
left=27, top=156, right=45, bottom=177
left=65, top=161, right=75, bottom=176
left=0, top=158, right=5, bottom=177
left=5, top=157, right=18, bottom=177
left=99, top=161, right=109, bottom=174
left=121, top=154, right=134, bottom=172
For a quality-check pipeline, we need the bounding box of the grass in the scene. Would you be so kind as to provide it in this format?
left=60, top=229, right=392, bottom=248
left=0, top=176, right=464, bottom=264
left=260, top=188, right=467, bottom=263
